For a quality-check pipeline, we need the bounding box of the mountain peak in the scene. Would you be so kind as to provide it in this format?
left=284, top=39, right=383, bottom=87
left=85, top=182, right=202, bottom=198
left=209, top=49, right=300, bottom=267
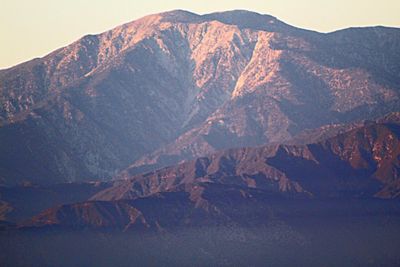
left=202, top=9, right=289, bottom=32
left=204, top=9, right=274, bottom=20
left=157, top=9, right=202, bottom=23
left=125, top=9, right=289, bottom=32
left=0, top=9, right=399, bottom=185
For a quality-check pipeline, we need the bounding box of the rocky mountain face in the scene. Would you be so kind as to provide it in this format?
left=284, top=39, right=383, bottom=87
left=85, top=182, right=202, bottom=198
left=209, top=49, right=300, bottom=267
left=0, top=114, right=398, bottom=227
left=23, top=185, right=400, bottom=231
left=1, top=10, right=400, bottom=185
left=12, top=117, right=398, bottom=230
left=94, top=118, right=400, bottom=202
left=1, top=11, right=400, bottom=267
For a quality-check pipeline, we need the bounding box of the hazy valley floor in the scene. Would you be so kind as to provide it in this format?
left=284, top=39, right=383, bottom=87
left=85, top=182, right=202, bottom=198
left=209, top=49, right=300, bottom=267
left=1, top=200, right=400, bottom=267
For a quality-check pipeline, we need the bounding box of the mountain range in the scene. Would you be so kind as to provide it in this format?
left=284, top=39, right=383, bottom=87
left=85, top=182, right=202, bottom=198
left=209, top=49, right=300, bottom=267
left=1, top=10, right=400, bottom=266
left=1, top=10, right=399, bottom=186
left=13, top=115, right=398, bottom=230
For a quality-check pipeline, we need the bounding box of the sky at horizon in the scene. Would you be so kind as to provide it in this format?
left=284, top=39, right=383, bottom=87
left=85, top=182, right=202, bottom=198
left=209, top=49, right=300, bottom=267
left=1, top=0, right=400, bottom=69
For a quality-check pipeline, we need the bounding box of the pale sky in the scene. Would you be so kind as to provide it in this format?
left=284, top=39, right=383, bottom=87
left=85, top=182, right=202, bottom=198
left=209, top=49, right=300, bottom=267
left=1, top=0, right=399, bottom=69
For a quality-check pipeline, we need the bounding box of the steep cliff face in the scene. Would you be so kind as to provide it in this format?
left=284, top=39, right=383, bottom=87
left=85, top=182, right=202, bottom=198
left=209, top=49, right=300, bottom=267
left=121, top=14, right=400, bottom=176
left=1, top=10, right=399, bottom=185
